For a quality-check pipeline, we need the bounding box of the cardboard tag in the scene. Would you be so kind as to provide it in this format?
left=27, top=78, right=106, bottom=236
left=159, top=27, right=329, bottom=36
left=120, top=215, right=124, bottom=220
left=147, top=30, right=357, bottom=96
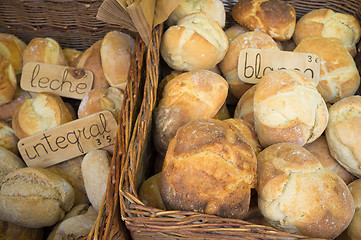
left=18, top=111, right=117, bottom=168
left=20, top=62, right=93, bottom=100
left=238, top=49, right=320, bottom=84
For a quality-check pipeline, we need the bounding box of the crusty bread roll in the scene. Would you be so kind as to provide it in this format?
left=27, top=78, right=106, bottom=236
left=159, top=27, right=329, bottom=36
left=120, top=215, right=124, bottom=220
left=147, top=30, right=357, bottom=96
left=219, top=31, right=280, bottom=101
left=72, top=40, right=109, bottom=90
left=232, top=0, right=296, bottom=40
left=325, top=95, right=361, bottom=177
left=161, top=118, right=257, bottom=219
left=153, top=70, right=228, bottom=155
left=347, top=179, right=361, bottom=240
left=0, top=121, right=18, bottom=154
left=225, top=24, right=249, bottom=43
left=0, top=88, right=32, bottom=121
left=254, top=70, right=328, bottom=147
left=23, top=37, right=67, bottom=66
left=161, top=12, right=228, bottom=71
left=0, top=146, right=25, bottom=183
left=139, top=173, right=165, bottom=210
left=304, top=135, right=356, bottom=184
left=293, top=9, right=361, bottom=57
left=234, top=84, right=256, bottom=126
left=294, top=37, right=360, bottom=103
left=281, top=39, right=296, bottom=51
left=257, top=142, right=354, bottom=239
left=78, top=87, right=124, bottom=119
left=100, top=31, right=135, bottom=90
left=0, top=33, right=26, bottom=74
left=12, top=92, right=73, bottom=139
left=0, top=219, right=43, bottom=240
left=62, top=48, right=82, bottom=66
left=0, top=55, right=16, bottom=106
left=167, top=0, right=225, bottom=28
left=213, top=103, right=230, bottom=120
left=0, top=167, right=74, bottom=228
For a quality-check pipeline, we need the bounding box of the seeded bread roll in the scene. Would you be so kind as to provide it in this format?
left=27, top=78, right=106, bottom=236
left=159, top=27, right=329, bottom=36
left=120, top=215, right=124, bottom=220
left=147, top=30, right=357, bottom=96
left=232, top=0, right=296, bottom=40
left=0, top=146, right=25, bottom=183
left=293, top=9, right=361, bottom=57
left=161, top=12, right=228, bottom=71
left=347, top=179, right=361, bottom=240
left=0, top=219, right=43, bottom=240
left=0, top=33, right=26, bottom=74
left=0, top=55, right=16, bottom=106
left=234, top=84, right=256, bottom=126
left=257, top=142, right=354, bottom=239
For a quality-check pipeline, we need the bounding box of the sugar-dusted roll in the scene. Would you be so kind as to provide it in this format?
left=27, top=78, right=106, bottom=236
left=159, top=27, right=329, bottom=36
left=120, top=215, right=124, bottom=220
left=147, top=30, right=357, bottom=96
left=0, top=55, right=16, bottom=106
left=0, top=33, right=26, bottom=74
left=0, top=121, right=18, bottom=154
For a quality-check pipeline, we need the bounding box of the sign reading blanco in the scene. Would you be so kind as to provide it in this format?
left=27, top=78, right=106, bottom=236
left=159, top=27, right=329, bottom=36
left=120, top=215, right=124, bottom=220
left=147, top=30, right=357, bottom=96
left=20, top=62, right=94, bottom=99
left=18, top=111, right=117, bottom=168
left=238, top=49, right=320, bottom=84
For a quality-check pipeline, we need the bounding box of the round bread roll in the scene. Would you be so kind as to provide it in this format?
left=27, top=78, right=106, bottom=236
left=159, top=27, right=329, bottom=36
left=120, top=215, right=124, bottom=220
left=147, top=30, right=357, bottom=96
left=0, top=146, right=25, bottom=183
left=234, top=84, right=256, bottom=126
left=232, top=0, right=296, bottom=41
left=0, top=33, right=26, bottom=74
left=100, top=31, right=135, bottom=90
left=153, top=70, right=228, bottom=155
left=139, top=173, right=165, bottom=210
left=161, top=118, right=257, bottom=219
left=23, top=37, right=67, bottom=66
left=161, top=12, right=228, bottom=71
left=257, top=142, right=354, bottom=239
left=167, top=0, right=225, bottom=28
left=0, top=219, right=43, bottom=240
left=62, top=48, right=82, bottom=66
left=293, top=9, right=361, bottom=57
left=294, top=37, right=360, bottom=103
left=0, top=88, right=32, bottom=121
left=0, top=55, right=16, bottom=106
left=225, top=24, right=250, bottom=42
left=325, top=95, right=361, bottom=177
left=347, top=179, right=361, bottom=240
left=12, top=92, right=73, bottom=139
left=281, top=39, right=296, bottom=51
left=304, top=135, right=356, bottom=184
left=213, top=103, right=230, bottom=120
left=0, top=167, right=75, bottom=228
left=219, top=31, right=280, bottom=101
left=254, top=69, right=328, bottom=147
left=0, top=121, right=18, bottom=154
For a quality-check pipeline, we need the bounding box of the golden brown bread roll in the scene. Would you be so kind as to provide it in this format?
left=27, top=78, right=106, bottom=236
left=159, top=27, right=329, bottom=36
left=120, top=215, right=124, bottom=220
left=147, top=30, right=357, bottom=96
left=0, top=89, right=32, bottom=121
left=0, top=33, right=26, bottom=74
left=294, top=37, right=360, bottom=103
left=293, top=9, right=361, bottom=57
left=0, top=121, right=18, bottom=154
left=347, top=179, right=361, bottom=240
left=23, top=37, right=67, bottom=66
left=280, top=39, right=296, bottom=51
left=224, top=24, right=249, bottom=43
left=62, top=48, right=82, bottom=66
left=161, top=12, right=229, bottom=71
left=232, top=0, right=296, bottom=40
left=325, top=95, right=361, bottom=177
left=0, top=146, right=25, bottom=183
left=0, top=55, right=16, bottom=106
left=234, top=84, right=256, bottom=126
left=0, top=167, right=75, bottom=228
left=0, top=219, right=43, bottom=240
left=139, top=173, right=165, bottom=210
left=254, top=70, right=328, bottom=147
left=257, top=142, right=354, bottom=239
left=153, top=70, right=228, bottom=155
left=161, top=118, right=257, bottom=219
left=213, top=103, right=230, bottom=120
left=100, top=31, right=135, bottom=90
left=12, top=92, right=74, bottom=139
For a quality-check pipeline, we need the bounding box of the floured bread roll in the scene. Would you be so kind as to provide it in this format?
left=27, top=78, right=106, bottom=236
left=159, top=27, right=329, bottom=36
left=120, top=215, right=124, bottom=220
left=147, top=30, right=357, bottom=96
left=0, top=121, right=18, bottom=154
left=0, top=219, right=43, bottom=240
left=257, top=142, right=354, bottom=239
left=294, top=37, right=360, bottom=103
left=347, top=179, right=361, bottom=240
left=12, top=92, right=74, bottom=139
left=254, top=69, right=328, bottom=147
left=234, top=84, right=256, bottom=127
left=0, top=33, right=26, bottom=74
left=0, top=55, right=16, bottom=106
left=293, top=9, right=361, bottom=57
left=161, top=12, right=228, bottom=71
left=232, top=0, right=296, bottom=40
left=325, top=95, right=361, bottom=177
left=161, top=118, right=257, bottom=219
left=225, top=24, right=249, bottom=42
left=167, top=0, right=225, bottom=27
left=153, top=70, right=228, bottom=155
left=0, top=146, right=25, bottom=183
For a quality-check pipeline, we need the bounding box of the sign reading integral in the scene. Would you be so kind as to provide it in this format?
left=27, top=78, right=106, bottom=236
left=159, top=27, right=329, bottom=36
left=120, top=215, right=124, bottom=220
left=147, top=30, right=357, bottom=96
left=20, top=62, right=94, bottom=99
left=238, top=49, right=320, bottom=84
left=18, top=111, right=118, bottom=168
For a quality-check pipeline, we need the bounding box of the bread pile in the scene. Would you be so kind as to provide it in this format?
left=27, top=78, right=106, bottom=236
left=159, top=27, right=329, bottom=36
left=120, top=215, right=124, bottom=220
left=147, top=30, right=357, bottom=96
left=137, top=0, right=361, bottom=239
left=0, top=31, right=131, bottom=239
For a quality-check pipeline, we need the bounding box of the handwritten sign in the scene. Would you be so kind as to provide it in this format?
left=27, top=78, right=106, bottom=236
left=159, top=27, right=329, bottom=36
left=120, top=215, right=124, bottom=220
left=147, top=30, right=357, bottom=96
left=21, top=62, right=93, bottom=100
left=238, top=49, right=320, bottom=85
left=18, top=111, right=117, bottom=168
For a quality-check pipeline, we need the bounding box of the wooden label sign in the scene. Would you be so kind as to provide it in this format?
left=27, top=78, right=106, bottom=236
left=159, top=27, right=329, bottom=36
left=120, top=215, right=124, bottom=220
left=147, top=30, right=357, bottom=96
left=18, top=111, right=117, bottom=168
left=21, top=62, right=93, bottom=99
left=238, top=49, right=320, bottom=84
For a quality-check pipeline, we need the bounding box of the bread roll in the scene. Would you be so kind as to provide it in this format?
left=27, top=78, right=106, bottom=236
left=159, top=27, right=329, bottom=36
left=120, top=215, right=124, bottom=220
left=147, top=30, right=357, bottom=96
left=234, top=84, right=256, bottom=126
left=139, top=173, right=165, bottom=210
left=167, top=0, right=225, bottom=28
left=0, top=89, right=32, bottom=121
left=0, top=55, right=16, bottom=106
left=0, top=167, right=74, bottom=228
left=161, top=12, right=228, bottom=71
left=78, top=87, right=124, bottom=119
left=281, top=39, right=296, bottom=51
left=153, top=70, right=228, bottom=155
left=257, top=142, right=354, bottom=239
left=225, top=24, right=249, bottom=42
left=0, top=146, right=25, bottom=183
left=254, top=70, right=328, bottom=147
left=219, top=31, right=280, bottom=101
left=347, top=179, right=361, bottom=240
left=62, top=48, right=82, bottom=66
left=161, top=118, right=257, bottom=219
left=294, top=37, right=360, bottom=103
left=12, top=92, right=73, bottom=139
left=0, top=122, right=18, bottom=154
left=213, top=103, right=230, bottom=120
left=325, top=95, right=361, bottom=177
left=232, top=0, right=296, bottom=40
left=0, top=33, right=26, bottom=74
left=293, top=9, right=361, bottom=57
left=0, top=219, right=43, bottom=240
left=100, top=31, right=135, bottom=90
left=23, top=37, right=67, bottom=66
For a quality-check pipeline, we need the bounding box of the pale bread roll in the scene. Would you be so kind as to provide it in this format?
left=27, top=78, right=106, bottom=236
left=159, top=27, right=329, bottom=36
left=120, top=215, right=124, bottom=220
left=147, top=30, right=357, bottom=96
left=0, top=55, right=16, bottom=106
left=0, top=146, right=25, bottom=183
left=347, top=179, right=361, bottom=240
left=0, top=33, right=26, bottom=74
left=0, top=219, right=43, bottom=240
left=0, top=121, right=18, bottom=154
left=234, top=84, right=256, bottom=126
